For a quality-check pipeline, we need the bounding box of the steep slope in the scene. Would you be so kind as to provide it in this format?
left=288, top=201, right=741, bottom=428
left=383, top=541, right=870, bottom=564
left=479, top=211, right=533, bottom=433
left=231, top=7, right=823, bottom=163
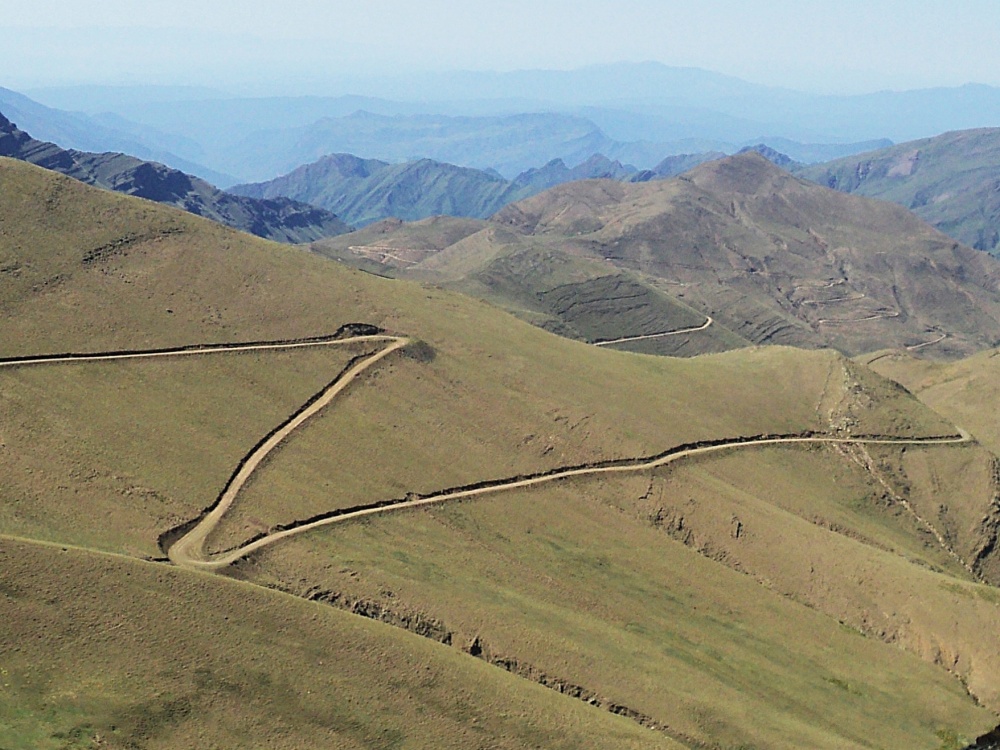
left=3, top=158, right=1000, bottom=748
left=866, top=346, right=1000, bottom=460
left=799, top=128, right=1000, bottom=256
left=0, top=112, right=349, bottom=243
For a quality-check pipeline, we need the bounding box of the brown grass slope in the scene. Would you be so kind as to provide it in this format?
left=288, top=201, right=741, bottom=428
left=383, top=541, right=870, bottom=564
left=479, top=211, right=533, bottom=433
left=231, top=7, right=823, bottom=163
left=2, top=158, right=1000, bottom=748
left=0, top=539, right=680, bottom=750
left=867, top=344, right=1000, bottom=501
left=315, top=218, right=749, bottom=356
left=488, top=152, right=1000, bottom=357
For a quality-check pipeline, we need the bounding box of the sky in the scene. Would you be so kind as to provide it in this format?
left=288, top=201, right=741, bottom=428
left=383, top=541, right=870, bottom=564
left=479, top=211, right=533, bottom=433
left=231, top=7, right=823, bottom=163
left=5, top=0, right=1000, bottom=94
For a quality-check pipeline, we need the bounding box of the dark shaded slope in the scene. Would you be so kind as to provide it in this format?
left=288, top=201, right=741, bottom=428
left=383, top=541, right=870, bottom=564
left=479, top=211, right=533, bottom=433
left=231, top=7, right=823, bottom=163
left=0, top=112, right=349, bottom=243
left=799, top=128, right=1000, bottom=256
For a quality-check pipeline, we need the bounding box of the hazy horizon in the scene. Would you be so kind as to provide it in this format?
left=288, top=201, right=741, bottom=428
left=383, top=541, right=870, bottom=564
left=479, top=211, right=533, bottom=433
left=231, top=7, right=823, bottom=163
left=5, top=0, right=1000, bottom=97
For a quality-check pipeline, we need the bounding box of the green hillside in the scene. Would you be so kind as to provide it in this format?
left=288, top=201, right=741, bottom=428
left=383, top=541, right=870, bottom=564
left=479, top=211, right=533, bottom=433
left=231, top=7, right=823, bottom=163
left=1, top=157, right=999, bottom=749
left=799, top=128, right=1000, bottom=255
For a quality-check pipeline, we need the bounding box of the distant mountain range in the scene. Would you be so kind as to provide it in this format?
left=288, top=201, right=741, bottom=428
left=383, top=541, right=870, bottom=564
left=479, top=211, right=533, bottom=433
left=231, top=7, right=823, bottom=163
left=797, top=128, right=1000, bottom=256
left=230, top=145, right=797, bottom=228
left=230, top=152, right=639, bottom=227
left=317, top=153, right=1000, bottom=358
left=13, top=70, right=1000, bottom=258
left=22, top=64, right=918, bottom=183
left=0, top=86, right=235, bottom=185
left=0, top=112, right=349, bottom=243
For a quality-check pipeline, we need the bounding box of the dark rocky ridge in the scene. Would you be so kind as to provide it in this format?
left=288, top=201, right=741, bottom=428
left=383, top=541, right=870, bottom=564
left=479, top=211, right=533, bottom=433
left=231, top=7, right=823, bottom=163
left=0, top=111, right=350, bottom=243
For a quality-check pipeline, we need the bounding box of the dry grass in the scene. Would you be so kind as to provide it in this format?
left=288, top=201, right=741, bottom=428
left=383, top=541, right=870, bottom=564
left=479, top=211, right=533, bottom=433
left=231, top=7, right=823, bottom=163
left=2, top=159, right=999, bottom=749
left=0, top=538, right=681, bottom=750
left=244, top=467, right=996, bottom=749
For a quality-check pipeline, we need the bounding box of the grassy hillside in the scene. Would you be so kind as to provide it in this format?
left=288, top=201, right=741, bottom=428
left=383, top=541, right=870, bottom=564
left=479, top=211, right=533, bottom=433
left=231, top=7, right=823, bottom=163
left=315, top=217, right=748, bottom=356
left=866, top=346, right=1000, bottom=460
left=799, top=128, right=1000, bottom=255
left=0, top=539, right=679, bottom=750
left=2, top=157, right=1000, bottom=748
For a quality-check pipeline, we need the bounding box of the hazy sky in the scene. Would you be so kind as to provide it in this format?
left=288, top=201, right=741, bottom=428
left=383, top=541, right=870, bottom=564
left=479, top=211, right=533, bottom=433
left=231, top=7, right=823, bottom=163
left=6, top=0, right=1000, bottom=94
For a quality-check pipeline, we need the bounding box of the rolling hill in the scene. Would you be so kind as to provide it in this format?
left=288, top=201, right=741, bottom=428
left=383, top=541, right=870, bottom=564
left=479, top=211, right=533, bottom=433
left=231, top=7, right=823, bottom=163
left=0, top=112, right=349, bottom=243
left=2, top=157, right=1000, bottom=749
left=799, top=128, right=1000, bottom=256
left=319, top=152, right=1000, bottom=358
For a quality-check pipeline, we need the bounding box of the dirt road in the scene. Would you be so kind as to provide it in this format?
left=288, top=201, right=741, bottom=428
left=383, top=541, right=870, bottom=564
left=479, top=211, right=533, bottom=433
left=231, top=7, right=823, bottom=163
left=594, top=317, right=713, bottom=347
left=0, top=328, right=971, bottom=573
left=171, top=428, right=970, bottom=571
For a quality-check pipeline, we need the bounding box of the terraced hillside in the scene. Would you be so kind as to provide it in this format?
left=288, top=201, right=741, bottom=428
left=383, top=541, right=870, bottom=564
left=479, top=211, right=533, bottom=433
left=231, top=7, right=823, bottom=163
left=2, top=157, right=1000, bottom=749
left=319, top=152, right=1000, bottom=358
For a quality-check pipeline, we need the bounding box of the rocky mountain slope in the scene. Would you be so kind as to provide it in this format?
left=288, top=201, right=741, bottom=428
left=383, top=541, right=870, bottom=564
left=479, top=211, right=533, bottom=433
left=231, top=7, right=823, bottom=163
left=320, top=152, right=1000, bottom=358
left=799, top=128, right=1000, bottom=256
left=0, top=112, right=349, bottom=243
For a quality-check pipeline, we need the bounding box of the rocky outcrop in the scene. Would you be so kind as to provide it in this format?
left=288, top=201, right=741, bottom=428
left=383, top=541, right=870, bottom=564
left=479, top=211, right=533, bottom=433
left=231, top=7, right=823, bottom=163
left=966, top=725, right=1000, bottom=750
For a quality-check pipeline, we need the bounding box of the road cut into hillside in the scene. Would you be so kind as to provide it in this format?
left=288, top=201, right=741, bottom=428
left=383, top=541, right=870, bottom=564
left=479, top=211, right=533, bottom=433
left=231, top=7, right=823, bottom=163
left=0, top=327, right=973, bottom=573
left=593, top=316, right=713, bottom=346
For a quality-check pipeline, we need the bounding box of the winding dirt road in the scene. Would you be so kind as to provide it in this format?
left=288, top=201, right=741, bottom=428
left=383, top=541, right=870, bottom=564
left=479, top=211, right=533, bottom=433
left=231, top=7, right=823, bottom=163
left=177, top=429, right=971, bottom=572
left=906, top=332, right=948, bottom=351
left=0, top=328, right=972, bottom=573
left=594, top=316, right=714, bottom=347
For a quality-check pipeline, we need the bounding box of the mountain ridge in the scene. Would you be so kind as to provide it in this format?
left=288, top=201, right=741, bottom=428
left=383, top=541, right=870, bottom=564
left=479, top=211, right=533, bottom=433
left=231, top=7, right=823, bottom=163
left=0, top=111, right=350, bottom=243
left=799, top=127, right=1000, bottom=255
left=320, top=152, right=1000, bottom=358
left=230, top=151, right=639, bottom=226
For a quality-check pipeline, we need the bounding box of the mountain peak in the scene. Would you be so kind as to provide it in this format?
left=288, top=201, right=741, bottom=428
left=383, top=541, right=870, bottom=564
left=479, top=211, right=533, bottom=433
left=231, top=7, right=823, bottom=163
left=684, top=151, right=796, bottom=194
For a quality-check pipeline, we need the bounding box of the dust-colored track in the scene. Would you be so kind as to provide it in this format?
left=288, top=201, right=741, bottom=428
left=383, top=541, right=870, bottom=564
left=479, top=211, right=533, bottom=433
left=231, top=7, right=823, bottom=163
left=594, top=316, right=713, bottom=347
left=0, top=330, right=972, bottom=573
